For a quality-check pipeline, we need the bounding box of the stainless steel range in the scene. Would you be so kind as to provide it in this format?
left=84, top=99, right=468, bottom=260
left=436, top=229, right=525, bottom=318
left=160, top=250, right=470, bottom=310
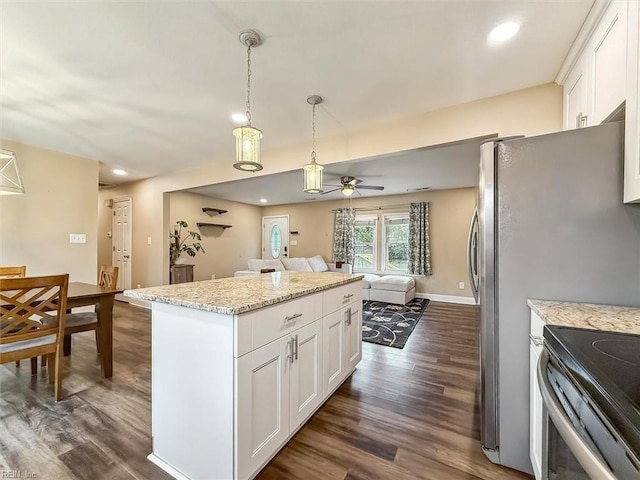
left=539, top=325, right=640, bottom=479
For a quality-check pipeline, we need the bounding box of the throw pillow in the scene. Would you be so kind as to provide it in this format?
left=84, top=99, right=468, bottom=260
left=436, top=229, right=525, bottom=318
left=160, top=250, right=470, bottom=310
left=307, top=255, right=329, bottom=272
left=281, top=257, right=313, bottom=272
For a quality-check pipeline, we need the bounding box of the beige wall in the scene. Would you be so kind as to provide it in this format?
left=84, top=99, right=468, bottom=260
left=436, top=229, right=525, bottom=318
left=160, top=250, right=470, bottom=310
left=96, top=83, right=563, bottom=289
left=263, top=188, right=476, bottom=297
left=168, top=192, right=262, bottom=280
left=0, top=139, right=98, bottom=283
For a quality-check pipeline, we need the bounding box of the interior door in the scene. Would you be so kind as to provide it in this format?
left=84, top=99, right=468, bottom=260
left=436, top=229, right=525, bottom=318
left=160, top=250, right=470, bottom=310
left=112, top=198, right=132, bottom=298
left=262, top=216, right=289, bottom=260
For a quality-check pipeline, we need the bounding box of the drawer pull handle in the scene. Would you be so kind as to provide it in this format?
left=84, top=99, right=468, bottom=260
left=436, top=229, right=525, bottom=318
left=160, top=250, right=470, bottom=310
left=285, top=313, right=303, bottom=322
left=343, top=293, right=354, bottom=301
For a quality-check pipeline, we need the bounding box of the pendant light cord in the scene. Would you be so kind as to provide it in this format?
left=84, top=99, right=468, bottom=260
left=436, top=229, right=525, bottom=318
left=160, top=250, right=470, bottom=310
left=311, top=102, right=317, bottom=162
left=246, top=45, right=252, bottom=125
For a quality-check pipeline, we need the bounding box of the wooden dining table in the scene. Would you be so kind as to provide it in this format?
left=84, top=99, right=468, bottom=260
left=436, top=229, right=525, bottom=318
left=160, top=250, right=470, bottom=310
left=65, top=282, right=123, bottom=378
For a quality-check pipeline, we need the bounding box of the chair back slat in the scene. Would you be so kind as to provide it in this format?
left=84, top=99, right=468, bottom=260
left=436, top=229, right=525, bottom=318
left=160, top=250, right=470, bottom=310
left=0, top=266, right=26, bottom=279
left=0, top=274, right=69, bottom=346
left=98, top=266, right=119, bottom=289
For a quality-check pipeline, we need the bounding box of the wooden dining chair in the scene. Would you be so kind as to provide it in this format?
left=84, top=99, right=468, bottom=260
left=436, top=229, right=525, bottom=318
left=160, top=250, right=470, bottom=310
left=0, top=266, right=32, bottom=372
left=0, top=274, right=69, bottom=401
left=62, top=265, right=119, bottom=358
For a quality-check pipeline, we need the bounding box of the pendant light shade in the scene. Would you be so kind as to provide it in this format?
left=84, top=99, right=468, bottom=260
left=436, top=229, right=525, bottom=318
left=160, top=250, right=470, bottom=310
left=0, top=149, right=25, bottom=195
left=303, top=95, right=324, bottom=193
left=233, top=30, right=264, bottom=172
left=341, top=185, right=355, bottom=197
left=233, top=125, right=263, bottom=171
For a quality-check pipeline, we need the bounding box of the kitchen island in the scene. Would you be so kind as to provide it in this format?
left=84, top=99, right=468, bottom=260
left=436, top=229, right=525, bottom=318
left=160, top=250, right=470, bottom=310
left=125, top=271, right=364, bottom=480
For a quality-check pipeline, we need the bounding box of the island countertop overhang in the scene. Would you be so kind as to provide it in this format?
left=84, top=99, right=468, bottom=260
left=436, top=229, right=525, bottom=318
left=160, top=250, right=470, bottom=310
left=124, top=271, right=364, bottom=315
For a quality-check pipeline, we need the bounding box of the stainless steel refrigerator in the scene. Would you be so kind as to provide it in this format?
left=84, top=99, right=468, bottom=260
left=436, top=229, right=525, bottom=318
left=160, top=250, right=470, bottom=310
left=466, top=121, right=640, bottom=474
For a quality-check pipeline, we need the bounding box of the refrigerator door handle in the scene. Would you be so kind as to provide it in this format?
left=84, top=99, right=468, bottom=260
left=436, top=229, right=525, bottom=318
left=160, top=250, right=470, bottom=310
left=467, top=206, right=479, bottom=304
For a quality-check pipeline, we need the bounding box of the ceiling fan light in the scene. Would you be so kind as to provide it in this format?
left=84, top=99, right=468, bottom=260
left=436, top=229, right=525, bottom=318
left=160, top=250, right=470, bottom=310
left=303, top=159, right=324, bottom=194
left=341, top=185, right=355, bottom=197
left=233, top=125, right=263, bottom=171
left=0, top=149, right=26, bottom=195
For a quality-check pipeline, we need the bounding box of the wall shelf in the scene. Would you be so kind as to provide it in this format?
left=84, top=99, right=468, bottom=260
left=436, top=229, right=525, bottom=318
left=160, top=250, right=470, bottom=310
left=197, top=222, right=232, bottom=229
left=202, top=207, right=228, bottom=216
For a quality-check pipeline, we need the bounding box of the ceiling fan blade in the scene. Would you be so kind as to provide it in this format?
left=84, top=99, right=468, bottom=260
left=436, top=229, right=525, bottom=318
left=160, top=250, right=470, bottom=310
left=319, top=187, right=341, bottom=195
left=356, top=185, right=385, bottom=191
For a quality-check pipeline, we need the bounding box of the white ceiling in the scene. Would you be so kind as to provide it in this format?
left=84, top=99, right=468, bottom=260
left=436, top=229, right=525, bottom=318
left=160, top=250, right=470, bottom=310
left=187, top=135, right=494, bottom=205
left=1, top=1, right=593, bottom=186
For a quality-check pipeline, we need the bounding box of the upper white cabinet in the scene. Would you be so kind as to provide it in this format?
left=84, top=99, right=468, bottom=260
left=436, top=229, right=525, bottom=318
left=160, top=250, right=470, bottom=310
left=562, top=1, right=627, bottom=130
left=564, top=56, right=588, bottom=129
left=560, top=0, right=640, bottom=203
left=625, top=0, right=640, bottom=203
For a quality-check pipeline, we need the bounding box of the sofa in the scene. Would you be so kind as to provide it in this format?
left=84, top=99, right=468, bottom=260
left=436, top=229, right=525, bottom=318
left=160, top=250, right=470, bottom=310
left=234, top=255, right=353, bottom=277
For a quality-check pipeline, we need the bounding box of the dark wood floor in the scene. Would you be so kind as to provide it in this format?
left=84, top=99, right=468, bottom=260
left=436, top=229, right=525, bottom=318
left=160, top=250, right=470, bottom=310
left=0, top=301, right=531, bottom=480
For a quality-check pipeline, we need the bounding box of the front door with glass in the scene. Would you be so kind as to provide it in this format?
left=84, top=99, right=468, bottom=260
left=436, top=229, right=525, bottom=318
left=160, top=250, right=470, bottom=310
left=262, top=216, right=290, bottom=260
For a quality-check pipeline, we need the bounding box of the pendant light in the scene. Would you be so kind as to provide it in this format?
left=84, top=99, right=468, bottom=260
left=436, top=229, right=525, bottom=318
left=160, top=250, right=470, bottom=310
left=233, top=30, right=263, bottom=172
left=0, top=149, right=25, bottom=195
left=303, top=95, right=324, bottom=193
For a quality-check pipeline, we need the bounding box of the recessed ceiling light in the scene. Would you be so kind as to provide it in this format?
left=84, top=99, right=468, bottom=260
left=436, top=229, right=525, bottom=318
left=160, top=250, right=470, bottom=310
left=231, top=113, right=248, bottom=123
left=113, top=169, right=127, bottom=176
left=488, top=21, right=520, bottom=42
left=259, top=198, right=267, bottom=203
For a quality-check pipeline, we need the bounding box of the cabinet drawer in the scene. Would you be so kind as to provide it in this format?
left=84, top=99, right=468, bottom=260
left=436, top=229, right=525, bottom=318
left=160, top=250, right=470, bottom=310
left=235, top=292, right=322, bottom=357
left=322, top=281, right=362, bottom=316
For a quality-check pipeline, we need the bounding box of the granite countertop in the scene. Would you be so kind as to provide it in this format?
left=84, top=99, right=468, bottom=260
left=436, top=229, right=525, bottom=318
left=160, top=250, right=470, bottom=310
left=124, top=271, right=364, bottom=315
left=528, top=299, right=640, bottom=335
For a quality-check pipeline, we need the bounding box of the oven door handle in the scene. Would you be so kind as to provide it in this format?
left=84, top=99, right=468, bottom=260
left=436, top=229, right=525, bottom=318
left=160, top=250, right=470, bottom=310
left=537, top=350, right=617, bottom=480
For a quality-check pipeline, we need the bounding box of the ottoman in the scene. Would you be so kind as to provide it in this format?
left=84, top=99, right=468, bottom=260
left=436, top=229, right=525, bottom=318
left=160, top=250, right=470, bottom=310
left=361, top=273, right=381, bottom=300
left=369, top=275, right=416, bottom=304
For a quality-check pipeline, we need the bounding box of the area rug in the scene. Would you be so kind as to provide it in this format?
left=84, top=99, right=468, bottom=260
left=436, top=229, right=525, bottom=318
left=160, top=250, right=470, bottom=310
left=362, top=298, right=430, bottom=349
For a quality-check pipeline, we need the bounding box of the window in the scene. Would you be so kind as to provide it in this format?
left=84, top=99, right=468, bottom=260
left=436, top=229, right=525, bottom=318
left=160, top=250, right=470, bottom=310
left=383, top=214, right=409, bottom=272
left=354, top=216, right=377, bottom=271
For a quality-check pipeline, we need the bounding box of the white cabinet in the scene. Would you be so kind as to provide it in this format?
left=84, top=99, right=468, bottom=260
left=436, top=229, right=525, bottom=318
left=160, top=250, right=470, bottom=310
left=322, top=299, right=362, bottom=396
left=564, top=57, right=588, bottom=130
left=236, top=319, right=323, bottom=479
left=562, top=1, right=628, bottom=130
left=529, top=310, right=546, bottom=480
left=289, top=320, right=323, bottom=430
left=625, top=0, right=640, bottom=203
left=588, top=0, right=627, bottom=125
left=236, top=337, right=291, bottom=480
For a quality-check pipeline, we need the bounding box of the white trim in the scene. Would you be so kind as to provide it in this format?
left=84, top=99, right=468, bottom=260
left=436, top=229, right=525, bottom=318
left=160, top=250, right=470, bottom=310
left=128, top=298, right=151, bottom=309
left=147, top=454, right=190, bottom=480
left=555, top=0, right=612, bottom=85
left=262, top=215, right=289, bottom=260
left=416, top=292, right=478, bottom=305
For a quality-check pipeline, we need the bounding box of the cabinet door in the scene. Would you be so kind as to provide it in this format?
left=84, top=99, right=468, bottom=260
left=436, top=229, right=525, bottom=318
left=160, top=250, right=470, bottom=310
left=322, top=309, right=346, bottom=396
left=589, top=0, right=627, bottom=125
left=529, top=341, right=545, bottom=480
left=344, top=302, right=362, bottom=373
left=625, top=0, right=640, bottom=203
left=290, top=320, right=323, bottom=430
left=564, top=58, right=588, bottom=130
left=236, top=337, right=291, bottom=480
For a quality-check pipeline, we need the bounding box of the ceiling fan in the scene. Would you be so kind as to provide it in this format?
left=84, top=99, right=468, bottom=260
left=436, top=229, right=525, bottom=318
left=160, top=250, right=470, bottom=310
left=321, top=176, right=385, bottom=196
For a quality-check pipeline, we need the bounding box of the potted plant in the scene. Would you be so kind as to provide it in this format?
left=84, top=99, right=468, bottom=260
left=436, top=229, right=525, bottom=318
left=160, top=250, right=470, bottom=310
left=169, top=220, right=205, bottom=265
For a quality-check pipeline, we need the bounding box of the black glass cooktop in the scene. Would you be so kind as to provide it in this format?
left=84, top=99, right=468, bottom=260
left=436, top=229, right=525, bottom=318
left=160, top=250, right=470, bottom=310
left=544, top=325, right=640, bottom=460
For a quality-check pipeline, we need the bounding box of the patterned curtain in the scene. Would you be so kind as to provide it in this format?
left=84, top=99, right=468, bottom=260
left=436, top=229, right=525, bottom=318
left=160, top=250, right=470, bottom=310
left=332, top=208, right=356, bottom=264
left=408, top=202, right=432, bottom=275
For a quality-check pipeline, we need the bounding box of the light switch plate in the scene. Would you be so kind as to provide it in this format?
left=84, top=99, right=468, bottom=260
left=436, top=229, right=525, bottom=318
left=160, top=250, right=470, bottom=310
left=70, top=233, right=87, bottom=244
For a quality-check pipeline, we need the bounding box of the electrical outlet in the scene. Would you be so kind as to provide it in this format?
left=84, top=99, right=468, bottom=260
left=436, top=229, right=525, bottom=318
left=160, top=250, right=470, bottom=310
left=69, top=233, right=87, bottom=244
left=290, top=240, right=298, bottom=246
left=459, top=282, right=465, bottom=290
left=147, top=236, right=152, bottom=245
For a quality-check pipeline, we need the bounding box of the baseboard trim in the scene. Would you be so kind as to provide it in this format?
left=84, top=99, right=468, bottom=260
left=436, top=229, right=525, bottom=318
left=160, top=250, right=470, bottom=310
left=147, top=453, right=189, bottom=480
left=416, top=293, right=478, bottom=305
